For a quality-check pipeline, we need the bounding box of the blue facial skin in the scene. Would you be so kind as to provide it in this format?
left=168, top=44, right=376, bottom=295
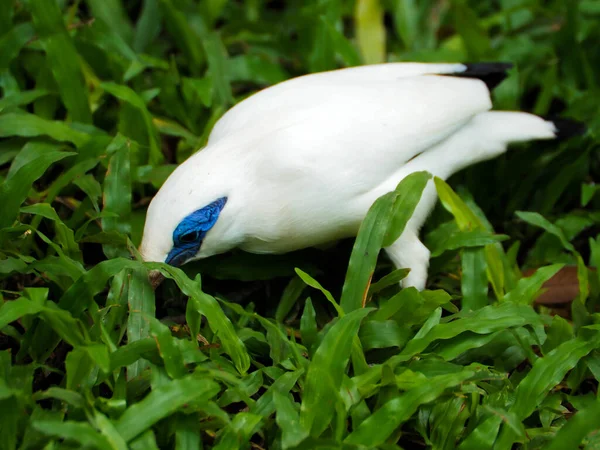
left=165, top=197, right=227, bottom=267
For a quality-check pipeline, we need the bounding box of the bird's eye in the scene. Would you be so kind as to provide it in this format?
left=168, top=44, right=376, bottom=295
left=179, top=230, right=200, bottom=243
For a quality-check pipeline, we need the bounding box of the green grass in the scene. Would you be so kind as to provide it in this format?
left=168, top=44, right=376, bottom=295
left=1, top=0, right=600, bottom=449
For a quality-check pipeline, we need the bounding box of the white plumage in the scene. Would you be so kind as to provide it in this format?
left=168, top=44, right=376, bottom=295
left=140, top=62, right=563, bottom=289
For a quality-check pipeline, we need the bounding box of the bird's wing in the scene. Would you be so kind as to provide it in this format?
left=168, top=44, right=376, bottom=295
left=209, top=71, right=492, bottom=199
left=208, top=63, right=468, bottom=143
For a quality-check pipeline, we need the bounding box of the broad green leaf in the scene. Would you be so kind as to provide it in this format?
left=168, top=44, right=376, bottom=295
left=384, top=172, right=432, bottom=247
left=359, top=320, right=410, bottom=350
left=101, top=82, right=163, bottom=165
left=341, top=171, right=431, bottom=313
left=109, top=337, right=160, bottom=371
left=544, top=398, right=600, bottom=449
left=30, top=259, right=141, bottom=360
left=155, top=264, right=251, bottom=374
left=435, top=177, right=506, bottom=298
left=0, top=297, right=44, bottom=330
left=159, top=0, right=205, bottom=73
left=127, top=266, right=155, bottom=379
left=0, top=257, right=27, bottom=275
left=257, top=316, right=301, bottom=366
left=430, top=230, right=509, bottom=258
left=321, top=16, right=361, bottom=67
left=251, top=369, right=304, bottom=418
left=0, top=0, right=14, bottom=31
left=590, top=235, right=600, bottom=286
left=148, top=315, right=187, bottom=379
left=21, top=203, right=81, bottom=261
left=87, top=0, right=134, bottom=43
left=435, top=177, right=482, bottom=231
left=0, top=23, right=35, bottom=69
left=503, top=264, right=564, bottom=305
left=300, top=308, right=372, bottom=436
left=130, top=430, right=160, bottom=450
left=581, top=183, right=599, bottom=206
left=461, top=248, right=488, bottom=311
left=459, top=415, right=503, bottom=450
left=495, top=332, right=600, bottom=449
left=102, top=134, right=133, bottom=259
left=28, top=0, right=92, bottom=123
left=295, top=268, right=343, bottom=316
left=0, top=113, right=90, bottom=146
left=452, top=2, right=490, bottom=60
left=218, top=371, right=262, bottom=408
left=33, top=421, right=115, bottom=449
left=33, top=388, right=84, bottom=409
left=367, top=268, right=410, bottom=296
left=40, top=304, right=89, bottom=349
left=94, top=412, right=129, bottom=450
left=354, top=0, right=386, bottom=64
left=65, top=348, right=95, bottom=391
left=372, top=288, right=452, bottom=326
left=345, top=370, right=475, bottom=446
left=0, top=145, right=74, bottom=229
left=73, top=174, right=102, bottom=212
left=133, top=0, right=162, bottom=53
left=429, top=397, right=470, bottom=450
left=274, top=391, right=309, bottom=449
left=175, top=413, right=202, bottom=450
left=200, top=31, right=233, bottom=107
left=115, top=375, right=220, bottom=442
left=400, top=302, right=544, bottom=358
left=393, top=0, right=419, bottom=49
left=276, top=275, right=306, bottom=323
left=516, top=211, right=576, bottom=252
left=214, top=412, right=262, bottom=450
left=543, top=315, right=574, bottom=355
left=0, top=89, right=50, bottom=113
left=300, top=299, right=317, bottom=353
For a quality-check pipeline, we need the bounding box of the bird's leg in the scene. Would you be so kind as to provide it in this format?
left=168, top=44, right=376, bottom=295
left=384, top=229, right=430, bottom=290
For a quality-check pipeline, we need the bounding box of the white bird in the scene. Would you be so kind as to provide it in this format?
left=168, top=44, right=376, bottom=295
left=140, top=62, right=582, bottom=289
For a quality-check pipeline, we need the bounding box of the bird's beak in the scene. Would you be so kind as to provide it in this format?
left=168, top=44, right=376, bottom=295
left=148, top=269, right=165, bottom=290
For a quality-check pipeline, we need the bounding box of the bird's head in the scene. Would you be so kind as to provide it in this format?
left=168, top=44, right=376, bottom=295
left=138, top=154, right=233, bottom=272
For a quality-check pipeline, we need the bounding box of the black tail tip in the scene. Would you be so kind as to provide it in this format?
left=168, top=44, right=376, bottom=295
left=548, top=117, right=587, bottom=140
left=454, top=62, right=515, bottom=90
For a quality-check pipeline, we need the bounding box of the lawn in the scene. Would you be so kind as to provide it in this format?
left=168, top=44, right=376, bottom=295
left=0, top=0, right=599, bottom=449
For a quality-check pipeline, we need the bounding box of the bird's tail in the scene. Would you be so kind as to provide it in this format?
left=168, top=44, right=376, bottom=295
left=402, top=111, right=586, bottom=182
left=473, top=111, right=586, bottom=144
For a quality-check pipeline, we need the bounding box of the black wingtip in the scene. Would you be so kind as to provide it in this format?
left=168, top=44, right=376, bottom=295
left=449, top=62, right=514, bottom=91
left=547, top=117, right=587, bottom=140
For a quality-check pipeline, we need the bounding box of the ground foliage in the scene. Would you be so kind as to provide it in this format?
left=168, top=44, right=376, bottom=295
left=0, top=0, right=600, bottom=449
